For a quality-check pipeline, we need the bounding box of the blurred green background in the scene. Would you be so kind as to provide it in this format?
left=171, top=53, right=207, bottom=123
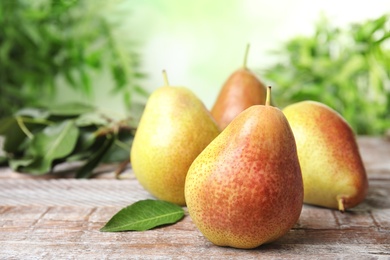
left=1, top=0, right=390, bottom=135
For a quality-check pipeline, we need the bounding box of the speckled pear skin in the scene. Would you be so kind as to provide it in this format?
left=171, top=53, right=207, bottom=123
left=211, top=68, right=267, bottom=130
left=283, top=101, right=368, bottom=211
left=185, top=105, right=303, bottom=249
left=131, top=86, right=220, bottom=206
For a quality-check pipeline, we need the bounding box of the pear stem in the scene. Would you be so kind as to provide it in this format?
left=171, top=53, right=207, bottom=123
left=243, top=43, right=250, bottom=69
left=162, top=70, right=169, bottom=86
left=266, top=86, right=271, bottom=106
left=337, top=196, right=346, bottom=213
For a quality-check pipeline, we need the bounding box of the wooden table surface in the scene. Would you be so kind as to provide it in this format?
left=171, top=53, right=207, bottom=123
left=0, top=136, right=389, bottom=259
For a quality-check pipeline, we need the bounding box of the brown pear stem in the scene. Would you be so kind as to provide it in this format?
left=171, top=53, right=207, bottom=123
left=337, top=196, right=346, bottom=213
left=266, top=86, right=271, bottom=106
left=243, top=43, right=250, bottom=69
left=162, top=70, right=169, bottom=86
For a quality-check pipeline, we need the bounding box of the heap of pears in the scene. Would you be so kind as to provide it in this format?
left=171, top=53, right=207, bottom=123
left=130, top=46, right=368, bottom=249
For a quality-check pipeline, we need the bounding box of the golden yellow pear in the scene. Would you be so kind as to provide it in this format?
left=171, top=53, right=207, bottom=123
left=283, top=101, right=368, bottom=212
left=131, top=71, right=220, bottom=206
left=185, top=87, right=303, bottom=249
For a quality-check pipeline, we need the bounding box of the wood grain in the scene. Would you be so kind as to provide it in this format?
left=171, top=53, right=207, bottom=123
left=0, top=137, right=389, bottom=259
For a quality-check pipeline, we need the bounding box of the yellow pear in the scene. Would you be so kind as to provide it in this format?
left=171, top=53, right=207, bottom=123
left=185, top=87, right=303, bottom=249
left=211, top=44, right=267, bottom=130
left=131, top=71, right=220, bottom=206
left=283, top=101, right=368, bottom=212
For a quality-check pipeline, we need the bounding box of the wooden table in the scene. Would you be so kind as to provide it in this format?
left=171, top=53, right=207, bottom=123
left=0, top=136, right=389, bottom=259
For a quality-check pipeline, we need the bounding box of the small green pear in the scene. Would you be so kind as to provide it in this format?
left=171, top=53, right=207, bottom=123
left=185, top=87, right=303, bottom=249
left=211, top=44, right=267, bottom=130
left=131, top=71, right=220, bottom=206
left=283, top=101, right=368, bottom=212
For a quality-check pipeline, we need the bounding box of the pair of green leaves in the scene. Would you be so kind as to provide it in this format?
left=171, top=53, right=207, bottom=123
left=100, top=200, right=185, bottom=232
left=0, top=103, right=134, bottom=178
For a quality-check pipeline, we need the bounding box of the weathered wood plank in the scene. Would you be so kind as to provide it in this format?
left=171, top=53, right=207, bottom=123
left=1, top=209, right=389, bottom=259
left=0, top=177, right=389, bottom=259
left=1, top=206, right=389, bottom=258
left=0, top=137, right=389, bottom=259
left=358, top=136, right=390, bottom=177
left=0, top=178, right=153, bottom=207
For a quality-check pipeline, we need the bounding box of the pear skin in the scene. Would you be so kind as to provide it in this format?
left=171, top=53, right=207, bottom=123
left=211, top=44, right=267, bottom=130
left=185, top=87, right=303, bottom=249
left=283, top=101, right=368, bottom=212
left=131, top=72, right=220, bottom=206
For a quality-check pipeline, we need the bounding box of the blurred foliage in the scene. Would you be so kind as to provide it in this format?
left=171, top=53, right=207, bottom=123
left=264, top=14, right=390, bottom=135
left=0, top=0, right=148, bottom=119
left=0, top=104, right=135, bottom=178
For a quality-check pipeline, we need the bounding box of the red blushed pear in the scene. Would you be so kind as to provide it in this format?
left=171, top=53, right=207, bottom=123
left=211, top=44, right=267, bottom=130
left=283, top=101, right=368, bottom=212
left=185, top=87, right=303, bottom=249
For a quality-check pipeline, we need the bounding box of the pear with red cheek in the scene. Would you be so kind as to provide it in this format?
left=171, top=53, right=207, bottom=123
left=283, top=101, right=368, bottom=212
left=185, top=87, right=303, bottom=249
left=211, top=44, right=267, bottom=130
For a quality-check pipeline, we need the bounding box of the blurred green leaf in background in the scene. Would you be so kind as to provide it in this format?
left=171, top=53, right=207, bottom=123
left=0, top=103, right=135, bottom=177
left=0, top=0, right=148, bottom=119
left=263, top=14, right=390, bottom=135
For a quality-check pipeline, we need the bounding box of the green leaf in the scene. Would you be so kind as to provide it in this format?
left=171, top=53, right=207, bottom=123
left=15, top=107, right=50, bottom=119
left=134, top=85, right=150, bottom=97
left=0, top=117, right=25, bottom=152
left=75, top=112, right=110, bottom=127
left=9, top=157, right=35, bottom=171
left=100, top=200, right=185, bottom=232
left=0, top=156, right=7, bottom=165
left=29, top=120, right=79, bottom=158
left=75, top=134, right=115, bottom=178
left=23, top=120, right=79, bottom=174
left=0, top=116, right=39, bottom=153
left=66, top=129, right=97, bottom=162
left=102, top=131, right=133, bottom=163
left=47, top=102, right=96, bottom=117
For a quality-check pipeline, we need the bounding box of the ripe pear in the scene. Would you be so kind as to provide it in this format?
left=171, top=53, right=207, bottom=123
left=211, top=44, right=267, bottom=130
left=185, top=87, right=303, bottom=249
left=283, top=101, right=368, bottom=212
left=130, top=71, right=220, bottom=206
